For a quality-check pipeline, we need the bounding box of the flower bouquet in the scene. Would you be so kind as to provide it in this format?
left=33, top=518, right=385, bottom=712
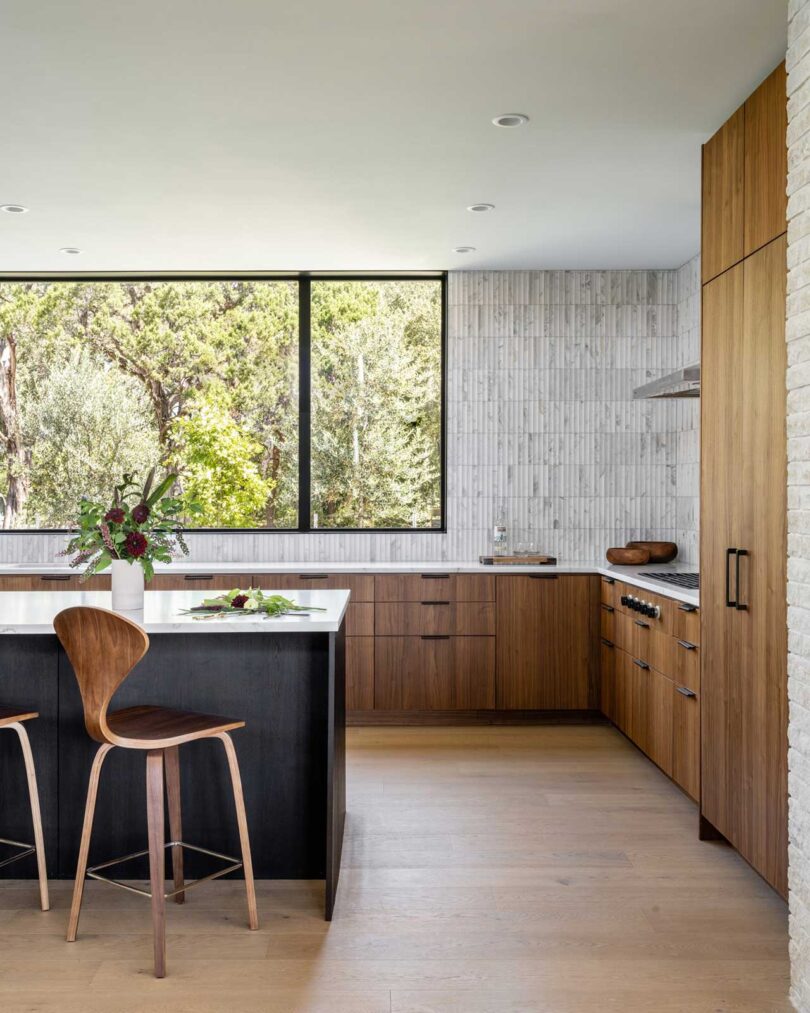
left=63, top=470, right=199, bottom=609
left=182, top=588, right=326, bottom=619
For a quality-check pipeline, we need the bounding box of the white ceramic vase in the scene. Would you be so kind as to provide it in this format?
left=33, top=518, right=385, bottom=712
left=110, top=559, right=145, bottom=612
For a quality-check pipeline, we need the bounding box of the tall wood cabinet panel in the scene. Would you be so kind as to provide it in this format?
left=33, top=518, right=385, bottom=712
left=701, top=230, right=788, bottom=895
left=744, top=63, right=787, bottom=258
left=702, top=107, right=744, bottom=284
left=496, top=575, right=599, bottom=709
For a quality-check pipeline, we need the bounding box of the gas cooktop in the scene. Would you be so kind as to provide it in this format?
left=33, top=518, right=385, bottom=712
left=646, top=571, right=699, bottom=590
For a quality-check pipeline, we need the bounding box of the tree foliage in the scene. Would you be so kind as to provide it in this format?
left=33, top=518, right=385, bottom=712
left=0, top=279, right=441, bottom=530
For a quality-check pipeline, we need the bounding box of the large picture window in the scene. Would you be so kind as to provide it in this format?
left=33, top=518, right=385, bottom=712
left=0, top=275, right=444, bottom=531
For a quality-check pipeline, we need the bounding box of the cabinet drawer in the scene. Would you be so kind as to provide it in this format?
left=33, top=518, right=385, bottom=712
left=346, top=637, right=374, bottom=711
left=600, top=639, right=616, bottom=723
left=375, top=601, right=495, bottom=637
left=375, top=573, right=494, bottom=602
left=616, top=586, right=674, bottom=636
left=252, top=572, right=375, bottom=601
left=374, top=635, right=495, bottom=710
left=145, top=573, right=246, bottom=591
left=671, top=636, right=699, bottom=694
left=0, top=573, right=111, bottom=591
left=626, top=617, right=673, bottom=675
left=672, top=602, right=700, bottom=644
left=346, top=603, right=374, bottom=637
left=672, top=684, right=699, bottom=800
left=599, top=603, right=615, bottom=642
left=600, top=577, right=618, bottom=608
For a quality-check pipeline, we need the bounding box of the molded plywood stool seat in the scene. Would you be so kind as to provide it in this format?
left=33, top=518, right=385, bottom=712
left=54, top=606, right=258, bottom=979
left=0, top=707, right=49, bottom=911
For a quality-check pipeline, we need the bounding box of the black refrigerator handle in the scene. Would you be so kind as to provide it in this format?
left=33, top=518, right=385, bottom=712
left=735, top=549, right=749, bottom=611
left=726, top=548, right=737, bottom=608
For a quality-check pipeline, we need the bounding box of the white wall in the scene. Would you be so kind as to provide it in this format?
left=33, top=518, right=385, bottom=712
left=0, top=266, right=700, bottom=566
left=788, top=3, right=810, bottom=1008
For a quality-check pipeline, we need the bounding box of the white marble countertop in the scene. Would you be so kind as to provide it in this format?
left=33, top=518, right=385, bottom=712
left=0, top=589, right=350, bottom=635
left=0, top=560, right=700, bottom=606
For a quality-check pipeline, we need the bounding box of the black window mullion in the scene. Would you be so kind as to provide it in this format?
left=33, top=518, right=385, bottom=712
left=298, top=278, right=312, bottom=531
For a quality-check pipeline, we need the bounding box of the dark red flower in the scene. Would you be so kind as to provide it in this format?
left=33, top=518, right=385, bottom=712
left=231, top=594, right=249, bottom=609
left=131, top=502, right=150, bottom=524
left=104, top=508, right=125, bottom=524
left=123, top=531, right=148, bottom=558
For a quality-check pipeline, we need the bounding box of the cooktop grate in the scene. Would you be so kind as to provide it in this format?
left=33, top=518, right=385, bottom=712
left=646, top=572, right=699, bottom=590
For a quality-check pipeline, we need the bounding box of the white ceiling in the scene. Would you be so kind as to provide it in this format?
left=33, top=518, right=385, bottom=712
left=0, top=0, right=788, bottom=272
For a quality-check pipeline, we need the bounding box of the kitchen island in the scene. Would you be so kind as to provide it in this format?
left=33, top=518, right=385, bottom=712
left=0, top=588, right=348, bottom=919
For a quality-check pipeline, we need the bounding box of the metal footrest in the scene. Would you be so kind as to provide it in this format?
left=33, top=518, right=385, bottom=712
left=87, top=841, right=243, bottom=900
left=0, top=836, right=35, bottom=871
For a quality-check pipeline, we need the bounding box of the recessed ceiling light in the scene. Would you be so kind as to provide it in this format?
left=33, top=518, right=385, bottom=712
left=467, top=203, right=495, bottom=213
left=453, top=246, right=476, bottom=254
left=58, top=247, right=82, bottom=255
left=492, top=113, right=529, bottom=128
left=1, top=204, right=29, bottom=214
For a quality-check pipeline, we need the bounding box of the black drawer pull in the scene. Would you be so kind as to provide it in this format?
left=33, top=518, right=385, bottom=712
left=41, top=574, right=70, bottom=581
left=421, top=600, right=450, bottom=606
left=634, top=619, right=649, bottom=628
left=601, top=604, right=614, bottom=613
left=632, top=658, right=650, bottom=670
left=676, top=685, right=697, bottom=699
left=603, top=577, right=616, bottom=585
left=677, top=640, right=697, bottom=651
left=421, top=635, right=450, bottom=640
left=678, top=603, right=698, bottom=613
left=420, top=573, right=450, bottom=579
left=300, top=574, right=329, bottom=580
left=183, top=574, right=214, bottom=581
left=528, top=574, right=558, bottom=579
left=601, top=638, right=614, bottom=648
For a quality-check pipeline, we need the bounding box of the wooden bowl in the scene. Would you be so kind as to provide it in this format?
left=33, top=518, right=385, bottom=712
left=606, top=547, right=650, bottom=565
left=625, top=540, right=678, bottom=564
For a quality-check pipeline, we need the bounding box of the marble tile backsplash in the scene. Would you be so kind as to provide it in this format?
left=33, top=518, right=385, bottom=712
left=0, top=265, right=700, bottom=566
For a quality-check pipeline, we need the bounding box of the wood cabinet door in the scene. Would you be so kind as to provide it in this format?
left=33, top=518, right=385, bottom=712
left=143, top=573, right=246, bottom=591
left=346, top=637, right=374, bottom=711
left=496, top=575, right=598, bottom=709
left=672, top=685, right=700, bottom=801
left=700, top=260, right=744, bottom=842
left=600, top=639, right=616, bottom=723
left=744, top=62, right=787, bottom=258
left=702, top=106, right=744, bottom=283
left=645, top=669, right=673, bottom=778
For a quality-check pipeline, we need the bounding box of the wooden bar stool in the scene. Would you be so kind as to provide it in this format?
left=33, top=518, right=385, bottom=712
left=0, top=707, right=49, bottom=911
left=54, top=605, right=258, bottom=978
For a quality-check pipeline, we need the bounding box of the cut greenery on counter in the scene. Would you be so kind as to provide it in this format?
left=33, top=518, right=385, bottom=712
left=182, top=588, right=326, bottom=618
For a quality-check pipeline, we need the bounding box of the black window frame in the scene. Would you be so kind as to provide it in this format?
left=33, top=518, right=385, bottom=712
left=0, top=271, right=447, bottom=534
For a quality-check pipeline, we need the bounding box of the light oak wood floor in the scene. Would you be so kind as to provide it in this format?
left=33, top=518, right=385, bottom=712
left=0, top=725, right=791, bottom=1012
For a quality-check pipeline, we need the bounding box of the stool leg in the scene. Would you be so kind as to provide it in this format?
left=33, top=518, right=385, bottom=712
left=146, top=749, right=166, bottom=978
left=67, top=743, right=113, bottom=942
left=9, top=722, right=49, bottom=912
left=217, top=733, right=258, bottom=930
left=164, top=745, right=185, bottom=904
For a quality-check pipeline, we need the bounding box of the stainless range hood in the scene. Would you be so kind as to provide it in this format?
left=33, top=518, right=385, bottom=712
left=633, top=363, right=700, bottom=400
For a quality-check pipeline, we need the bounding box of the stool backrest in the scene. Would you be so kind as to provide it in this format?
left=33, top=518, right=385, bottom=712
left=54, top=606, right=150, bottom=744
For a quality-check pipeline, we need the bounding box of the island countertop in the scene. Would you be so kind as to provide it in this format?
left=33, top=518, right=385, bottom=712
left=0, top=588, right=350, bottom=635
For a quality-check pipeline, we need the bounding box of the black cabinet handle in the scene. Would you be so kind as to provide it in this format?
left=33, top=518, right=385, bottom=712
left=421, top=600, right=450, bottom=606
left=300, top=574, right=329, bottom=580
left=735, top=550, right=748, bottom=611
left=421, top=635, right=450, bottom=640
left=632, top=658, right=650, bottom=670
left=528, top=574, right=558, bottom=580
left=601, top=604, right=614, bottom=613
left=421, top=574, right=450, bottom=579
left=184, top=574, right=214, bottom=581
left=604, top=577, right=615, bottom=585
left=676, top=685, right=697, bottom=699
left=600, top=638, right=614, bottom=648
left=677, top=640, right=697, bottom=651
left=726, top=548, right=737, bottom=608
left=634, top=619, right=650, bottom=628
left=41, top=574, right=70, bottom=581
left=678, top=603, right=698, bottom=613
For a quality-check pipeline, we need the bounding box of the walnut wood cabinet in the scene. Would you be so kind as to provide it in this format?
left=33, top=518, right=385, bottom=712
left=702, top=62, right=786, bottom=284
left=700, top=61, right=788, bottom=897
left=496, top=575, right=599, bottom=710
